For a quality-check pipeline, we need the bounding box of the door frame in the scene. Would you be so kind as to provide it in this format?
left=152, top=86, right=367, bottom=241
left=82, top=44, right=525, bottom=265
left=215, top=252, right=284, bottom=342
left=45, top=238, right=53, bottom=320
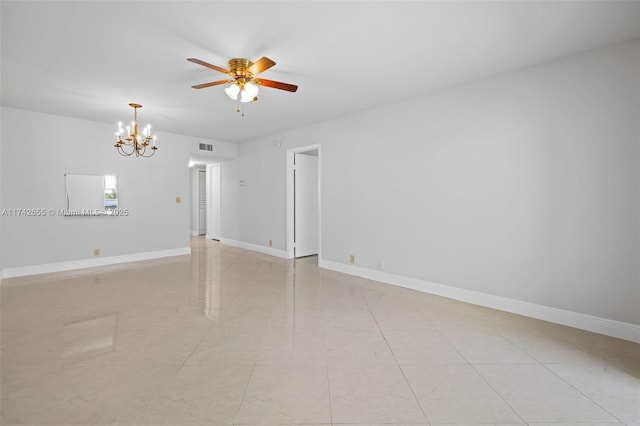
left=197, top=168, right=207, bottom=235
left=286, top=144, right=321, bottom=259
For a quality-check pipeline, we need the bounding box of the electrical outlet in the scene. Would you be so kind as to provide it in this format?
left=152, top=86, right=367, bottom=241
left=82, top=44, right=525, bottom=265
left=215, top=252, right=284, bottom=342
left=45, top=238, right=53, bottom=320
left=93, top=248, right=100, bottom=256
left=175, top=196, right=181, bottom=204
left=377, top=260, right=384, bottom=271
left=269, top=240, right=273, bottom=247
left=349, top=254, right=355, bottom=264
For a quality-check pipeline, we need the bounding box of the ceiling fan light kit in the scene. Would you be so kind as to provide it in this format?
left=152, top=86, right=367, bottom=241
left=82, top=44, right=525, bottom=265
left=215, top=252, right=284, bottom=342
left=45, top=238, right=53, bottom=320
left=224, top=81, right=259, bottom=103
left=188, top=56, right=298, bottom=114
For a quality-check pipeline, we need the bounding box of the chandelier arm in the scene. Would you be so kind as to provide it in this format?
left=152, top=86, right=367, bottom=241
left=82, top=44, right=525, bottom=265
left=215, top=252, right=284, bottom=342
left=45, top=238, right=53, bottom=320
left=141, top=147, right=156, bottom=158
left=117, top=144, right=135, bottom=157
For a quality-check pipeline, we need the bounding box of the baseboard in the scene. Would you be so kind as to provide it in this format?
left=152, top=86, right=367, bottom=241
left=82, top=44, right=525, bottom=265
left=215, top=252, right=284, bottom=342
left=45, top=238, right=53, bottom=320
left=1, top=247, right=192, bottom=279
left=219, top=238, right=289, bottom=259
left=319, top=259, right=640, bottom=344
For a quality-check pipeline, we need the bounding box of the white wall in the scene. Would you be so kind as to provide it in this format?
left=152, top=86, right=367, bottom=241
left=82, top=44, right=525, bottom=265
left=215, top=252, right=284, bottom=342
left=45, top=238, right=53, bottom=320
left=0, top=125, right=3, bottom=281
left=222, top=140, right=288, bottom=250
left=221, top=40, right=640, bottom=327
left=188, top=140, right=239, bottom=165
left=0, top=107, right=198, bottom=274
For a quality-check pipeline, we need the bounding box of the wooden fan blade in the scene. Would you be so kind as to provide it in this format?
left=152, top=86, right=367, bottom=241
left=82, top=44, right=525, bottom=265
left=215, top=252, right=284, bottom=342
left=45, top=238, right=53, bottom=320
left=192, top=80, right=230, bottom=89
left=247, top=57, right=276, bottom=75
left=187, top=58, right=229, bottom=74
left=255, top=78, right=298, bottom=92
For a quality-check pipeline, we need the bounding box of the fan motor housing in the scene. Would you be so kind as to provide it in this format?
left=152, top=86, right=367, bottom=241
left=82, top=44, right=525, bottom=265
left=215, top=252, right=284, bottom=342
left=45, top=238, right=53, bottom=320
left=228, top=58, right=253, bottom=78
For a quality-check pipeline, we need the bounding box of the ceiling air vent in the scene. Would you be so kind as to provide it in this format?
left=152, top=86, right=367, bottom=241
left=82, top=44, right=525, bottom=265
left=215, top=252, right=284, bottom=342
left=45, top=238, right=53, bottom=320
left=199, top=143, right=213, bottom=152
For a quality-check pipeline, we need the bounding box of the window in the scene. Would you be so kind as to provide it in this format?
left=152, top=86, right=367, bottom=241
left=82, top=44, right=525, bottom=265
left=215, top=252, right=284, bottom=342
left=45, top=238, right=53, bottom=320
left=104, top=175, right=118, bottom=213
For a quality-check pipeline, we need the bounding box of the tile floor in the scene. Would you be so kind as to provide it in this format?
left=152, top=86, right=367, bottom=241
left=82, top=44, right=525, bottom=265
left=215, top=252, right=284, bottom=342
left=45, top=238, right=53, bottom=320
left=1, top=237, right=638, bottom=425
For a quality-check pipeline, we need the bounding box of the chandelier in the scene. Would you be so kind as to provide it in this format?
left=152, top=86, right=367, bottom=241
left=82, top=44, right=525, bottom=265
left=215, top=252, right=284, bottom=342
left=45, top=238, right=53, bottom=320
left=114, top=103, right=157, bottom=157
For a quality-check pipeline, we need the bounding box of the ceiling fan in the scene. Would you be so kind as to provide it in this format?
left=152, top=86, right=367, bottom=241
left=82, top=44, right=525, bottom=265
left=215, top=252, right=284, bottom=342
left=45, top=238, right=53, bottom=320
left=187, top=57, right=298, bottom=104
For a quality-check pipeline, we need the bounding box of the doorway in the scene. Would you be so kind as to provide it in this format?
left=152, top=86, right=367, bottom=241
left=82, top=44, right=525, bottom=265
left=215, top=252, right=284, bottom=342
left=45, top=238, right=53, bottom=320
left=190, top=162, right=221, bottom=240
left=286, top=144, right=321, bottom=259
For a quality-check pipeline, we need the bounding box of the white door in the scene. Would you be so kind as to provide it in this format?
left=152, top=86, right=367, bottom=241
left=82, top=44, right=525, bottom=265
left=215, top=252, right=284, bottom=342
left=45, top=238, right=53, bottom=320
left=198, top=169, right=207, bottom=235
left=294, top=153, right=319, bottom=257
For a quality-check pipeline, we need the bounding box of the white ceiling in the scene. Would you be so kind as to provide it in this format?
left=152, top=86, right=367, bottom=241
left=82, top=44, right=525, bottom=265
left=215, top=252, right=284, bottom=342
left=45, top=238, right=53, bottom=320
left=2, top=1, right=639, bottom=143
